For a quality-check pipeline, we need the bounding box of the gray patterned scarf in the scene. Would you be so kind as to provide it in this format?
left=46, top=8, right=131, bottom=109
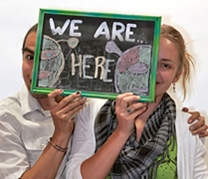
left=94, top=93, right=176, bottom=179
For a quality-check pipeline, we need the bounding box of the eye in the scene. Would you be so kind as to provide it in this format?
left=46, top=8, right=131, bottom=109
left=161, top=63, right=171, bottom=69
left=26, top=55, right=34, bottom=60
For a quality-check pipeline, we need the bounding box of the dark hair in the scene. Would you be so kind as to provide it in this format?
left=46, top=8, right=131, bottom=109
left=21, top=23, right=38, bottom=53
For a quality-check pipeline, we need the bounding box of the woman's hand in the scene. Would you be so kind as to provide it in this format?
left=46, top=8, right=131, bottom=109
left=182, top=107, right=208, bottom=137
left=115, top=93, right=147, bottom=137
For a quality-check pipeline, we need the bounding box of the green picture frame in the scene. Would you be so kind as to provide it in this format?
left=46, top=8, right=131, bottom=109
left=31, top=8, right=161, bottom=102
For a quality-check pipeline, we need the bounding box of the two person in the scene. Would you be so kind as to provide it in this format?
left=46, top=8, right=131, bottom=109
left=0, top=23, right=207, bottom=179
left=65, top=24, right=208, bottom=178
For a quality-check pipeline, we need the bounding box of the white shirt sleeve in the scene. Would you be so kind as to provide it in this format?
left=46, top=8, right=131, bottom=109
left=193, top=136, right=208, bottom=179
left=0, top=86, right=68, bottom=179
left=65, top=98, right=107, bottom=179
left=0, top=113, right=30, bottom=179
left=176, top=109, right=208, bottom=179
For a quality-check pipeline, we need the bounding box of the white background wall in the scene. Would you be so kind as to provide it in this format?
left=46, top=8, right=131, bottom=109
left=0, top=0, right=208, bottom=163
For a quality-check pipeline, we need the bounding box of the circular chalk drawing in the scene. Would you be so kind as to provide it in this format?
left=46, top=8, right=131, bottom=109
left=38, top=35, right=65, bottom=88
left=105, top=41, right=152, bottom=96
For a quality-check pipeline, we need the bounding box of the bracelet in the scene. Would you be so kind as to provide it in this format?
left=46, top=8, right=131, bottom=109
left=48, top=137, right=68, bottom=153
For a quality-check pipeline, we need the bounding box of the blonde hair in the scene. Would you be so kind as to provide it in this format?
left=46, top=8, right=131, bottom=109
left=160, top=24, right=195, bottom=99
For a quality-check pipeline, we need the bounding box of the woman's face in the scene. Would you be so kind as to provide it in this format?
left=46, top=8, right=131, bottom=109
left=155, top=36, right=181, bottom=100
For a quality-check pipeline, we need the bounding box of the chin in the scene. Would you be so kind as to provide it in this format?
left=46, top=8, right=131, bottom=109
left=31, top=93, right=48, bottom=99
left=155, top=85, right=160, bottom=93
left=26, top=81, right=47, bottom=99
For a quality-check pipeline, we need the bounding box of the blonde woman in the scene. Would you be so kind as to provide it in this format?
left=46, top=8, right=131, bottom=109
left=66, top=24, right=208, bottom=179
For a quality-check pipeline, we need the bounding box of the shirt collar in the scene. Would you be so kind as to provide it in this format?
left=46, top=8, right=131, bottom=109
left=19, top=85, right=51, bottom=118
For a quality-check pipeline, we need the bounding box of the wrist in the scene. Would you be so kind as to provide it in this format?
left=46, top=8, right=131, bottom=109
left=51, top=133, right=71, bottom=149
left=116, top=124, right=133, bottom=138
left=48, top=137, right=68, bottom=153
left=114, top=127, right=131, bottom=142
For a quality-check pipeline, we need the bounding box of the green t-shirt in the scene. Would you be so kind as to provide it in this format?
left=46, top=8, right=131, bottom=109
left=106, top=135, right=177, bottom=179
left=153, top=135, right=177, bottom=179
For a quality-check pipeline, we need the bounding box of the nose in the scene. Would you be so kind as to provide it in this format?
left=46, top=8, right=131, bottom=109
left=30, top=70, right=34, bottom=79
left=156, top=69, right=159, bottom=75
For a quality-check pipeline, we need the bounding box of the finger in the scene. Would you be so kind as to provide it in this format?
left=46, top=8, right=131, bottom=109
left=199, top=130, right=208, bottom=138
left=116, top=92, right=133, bottom=107
left=182, top=107, right=189, bottom=112
left=187, top=111, right=200, bottom=124
left=128, top=104, right=147, bottom=119
left=119, top=95, right=141, bottom=110
left=189, top=116, right=205, bottom=131
left=58, top=100, right=86, bottom=121
left=56, top=97, right=86, bottom=116
left=193, top=124, right=207, bottom=134
left=47, top=89, right=64, bottom=107
left=129, top=102, right=147, bottom=113
left=191, top=124, right=207, bottom=135
left=68, top=102, right=85, bottom=118
left=55, top=92, right=82, bottom=110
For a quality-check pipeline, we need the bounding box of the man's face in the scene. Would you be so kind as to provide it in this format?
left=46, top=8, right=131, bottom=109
left=22, top=31, right=47, bottom=99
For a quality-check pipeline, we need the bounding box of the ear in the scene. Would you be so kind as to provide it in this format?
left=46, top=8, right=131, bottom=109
left=173, top=70, right=182, bottom=83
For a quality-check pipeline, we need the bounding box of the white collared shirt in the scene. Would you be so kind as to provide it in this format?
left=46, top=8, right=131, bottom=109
left=0, top=85, right=68, bottom=179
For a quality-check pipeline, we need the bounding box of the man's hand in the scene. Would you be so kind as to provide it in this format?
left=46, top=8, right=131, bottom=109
left=182, top=107, right=208, bottom=137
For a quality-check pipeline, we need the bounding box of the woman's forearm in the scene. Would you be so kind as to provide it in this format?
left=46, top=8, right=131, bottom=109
left=81, top=129, right=130, bottom=179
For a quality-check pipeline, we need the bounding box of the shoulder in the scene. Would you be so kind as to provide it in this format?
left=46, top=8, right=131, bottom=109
left=0, top=93, right=23, bottom=135
left=0, top=85, right=27, bottom=113
left=175, top=108, right=202, bottom=145
left=0, top=87, right=25, bottom=126
left=83, top=98, right=107, bottom=114
left=175, top=109, right=194, bottom=142
left=175, top=108, right=191, bottom=126
left=175, top=109, right=191, bottom=134
left=0, top=93, right=21, bottom=116
left=76, top=98, right=107, bottom=123
left=175, top=108, right=205, bottom=153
